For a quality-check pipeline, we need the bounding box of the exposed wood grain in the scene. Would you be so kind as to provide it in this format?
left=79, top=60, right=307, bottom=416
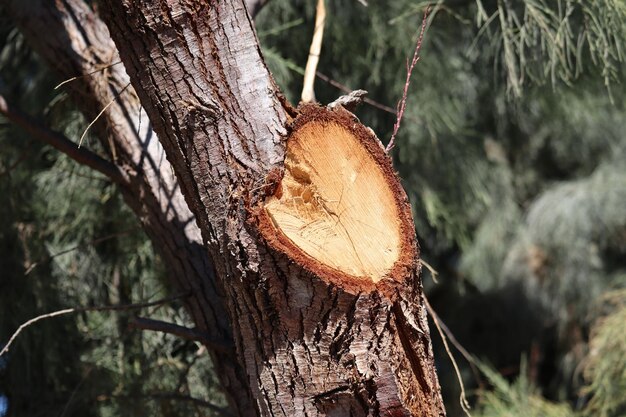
left=264, top=118, right=399, bottom=280
left=98, top=0, right=446, bottom=415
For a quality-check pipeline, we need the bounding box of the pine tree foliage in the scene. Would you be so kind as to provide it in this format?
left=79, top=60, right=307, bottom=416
left=473, top=290, right=626, bottom=417
left=474, top=361, right=577, bottom=417
left=582, top=290, right=626, bottom=417
left=1, top=0, right=626, bottom=415
left=474, top=0, right=626, bottom=96
left=502, top=163, right=626, bottom=321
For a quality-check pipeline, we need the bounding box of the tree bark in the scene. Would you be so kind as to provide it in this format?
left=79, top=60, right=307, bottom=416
left=4, top=0, right=254, bottom=413
left=99, top=0, right=445, bottom=415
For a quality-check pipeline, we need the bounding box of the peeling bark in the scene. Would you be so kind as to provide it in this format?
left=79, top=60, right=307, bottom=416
left=98, top=0, right=445, bottom=415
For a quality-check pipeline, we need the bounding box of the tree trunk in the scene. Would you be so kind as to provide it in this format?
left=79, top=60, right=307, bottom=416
left=4, top=0, right=254, bottom=413
left=99, top=0, right=445, bottom=415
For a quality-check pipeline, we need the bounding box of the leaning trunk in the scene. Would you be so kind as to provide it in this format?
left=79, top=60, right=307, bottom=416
left=4, top=0, right=253, bottom=413
left=99, top=0, right=445, bottom=415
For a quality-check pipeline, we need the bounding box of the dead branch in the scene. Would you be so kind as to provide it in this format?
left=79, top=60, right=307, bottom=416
left=425, top=296, right=473, bottom=416
left=54, top=61, right=122, bottom=90
left=301, top=0, right=326, bottom=102
left=129, top=316, right=233, bottom=354
left=420, top=258, right=439, bottom=284
left=0, top=293, right=190, bottom=358
left=317, top=71, right=400, bottom=115
left=0, top=309, right=75, bottom=358
left=0, top=93, right=126, bottom=185
left=78, top=83, right=130, bottom=148
left=386, top=6, right=431, bottom=153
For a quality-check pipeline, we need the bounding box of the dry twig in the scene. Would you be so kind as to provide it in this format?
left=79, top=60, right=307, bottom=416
left=129, top=316, right=233, bottom=354
left=79, top=83, right=130, bottom=148
left=419, top=258, right=439, bottom=284
left=386, top=6, right=431, bottom=153
left=0, top=93, right=125, bottom=184
left=54, top=61, right=122, bottom=90
left=301, top=0, right=326, bottom=102
left=0, top=293, right=189, bottom=358
left=425, top=296, right=473, bottom=416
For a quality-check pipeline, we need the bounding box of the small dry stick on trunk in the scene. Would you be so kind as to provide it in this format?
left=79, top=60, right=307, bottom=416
left=386, top=6, right=431, bottom=153
left=301, top=0, right=326, bottom=102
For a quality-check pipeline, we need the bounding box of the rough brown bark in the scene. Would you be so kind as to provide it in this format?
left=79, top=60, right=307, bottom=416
left=4, top=0, right=254, bottom=413
left=99, top=0, right=445, bottom=415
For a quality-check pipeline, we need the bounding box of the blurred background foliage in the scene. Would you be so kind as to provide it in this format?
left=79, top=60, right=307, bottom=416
left=1, top=0, right=625, bottom=416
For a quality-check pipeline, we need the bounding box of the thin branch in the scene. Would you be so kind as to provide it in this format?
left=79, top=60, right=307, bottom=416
left=129, top=316, right=233, bottom=354
left=54, top=61, right=122, bottom=90
left=0, top=293, right=189, bottom=358
left=0, top=94, right=126, bottom=185
left=424, top=297, right=482, bottom=383
left=266, top=49, right=403, bottom=117
left=301, top=0, right=326, bottom=102
left=419, top=258, right=439, bottom=284
left=79, top=83, right=130, bottom=147
left=60, top=366, right=94, bottom=417
left=0, top=309, right=75, bottom=358
left=257, top=18, right=304, bottom=38
left=386, top=6, right=431, bottom=153
left=315, top=71, right=400, bottom=115
left=424, top=296, right=474, bottom=416
left=86, top=293, right=189, bottom=312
